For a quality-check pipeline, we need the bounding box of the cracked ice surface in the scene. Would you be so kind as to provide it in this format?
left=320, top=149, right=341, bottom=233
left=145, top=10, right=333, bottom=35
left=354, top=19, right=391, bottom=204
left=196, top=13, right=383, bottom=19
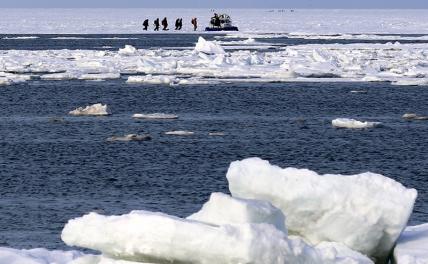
left=2, top=40, right=428, bottom=86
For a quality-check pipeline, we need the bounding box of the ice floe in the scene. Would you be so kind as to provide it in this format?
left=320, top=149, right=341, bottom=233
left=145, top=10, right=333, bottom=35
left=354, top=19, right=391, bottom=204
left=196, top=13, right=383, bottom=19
left=69, top=103, right=110, bottom=116
left=62, top=210, right=374, bottom=264
left=165, top=130, right=194, bottom=136
left=132, top=113, right=178, bottom=120
left=402, top=113, right=428, bottom=120
left=226, top=158, right=417, bottom=262
left=195, top=37, right=225, bottom=55
left=118, top=45, right=137, bottom=56
left=127, top=75, right=176, bottom=85
left=332, top=118, right=381, bottom=129
left=393, top=224, right=428, bottom=264
left=0, top=247, right=82, bottom=264
left=187, top=192, right=287, bottom=232
left=106, top=134, right=152, bottom=142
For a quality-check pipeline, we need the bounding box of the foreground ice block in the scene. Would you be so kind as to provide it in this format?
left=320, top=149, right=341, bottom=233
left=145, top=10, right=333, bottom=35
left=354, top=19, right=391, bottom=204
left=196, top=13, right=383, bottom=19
left=393, top=223, right=428, bottom=264
left=226, top=158, right=417, bottom=262
left=62, top=210, right=373, bottom=264
left=0, top=247, right=82, bottom=264
left=187, top=192, right=286, bottom=232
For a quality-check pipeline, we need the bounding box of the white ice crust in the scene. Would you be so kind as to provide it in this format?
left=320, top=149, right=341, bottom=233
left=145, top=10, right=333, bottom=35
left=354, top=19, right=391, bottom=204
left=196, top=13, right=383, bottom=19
left=62, top=210, right=374, bottom=264
left=226, top=158, right=417, bottom=262
left=195, top=37, right=225, bottom=55
left=393, top=224, right=428, bottom=264
left=0, top=247, right=82, bottom=264
left=332, top=118, right=381, bottom=129
left=69, top=103, right=110, bottom=116
left=187, top=192, right=287, bottom=232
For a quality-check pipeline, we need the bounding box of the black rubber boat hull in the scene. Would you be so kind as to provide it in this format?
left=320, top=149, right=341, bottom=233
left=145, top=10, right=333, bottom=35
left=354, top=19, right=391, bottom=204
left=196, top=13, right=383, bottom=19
left=205, top=27, right=239, bottom=32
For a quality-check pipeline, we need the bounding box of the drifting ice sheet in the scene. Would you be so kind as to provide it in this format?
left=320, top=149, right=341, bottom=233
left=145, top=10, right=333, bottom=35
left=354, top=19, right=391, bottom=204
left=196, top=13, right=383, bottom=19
left=0, top=247, right=82, bottom=264
left=226, top=157, right=417, bottom=262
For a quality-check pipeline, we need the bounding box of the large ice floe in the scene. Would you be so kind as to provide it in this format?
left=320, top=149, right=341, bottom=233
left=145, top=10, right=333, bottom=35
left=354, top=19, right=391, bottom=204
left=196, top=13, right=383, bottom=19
left=393, top=224, right=428, bottom=264
left=56, top=157, right=421, bottom=264
left=0, top=247, right=82, bottom=264
left=226, top=158, right=417, bottom=263
left=4, top=37, right=428, bottom=86
left=69, top=103, right=110, bottom=116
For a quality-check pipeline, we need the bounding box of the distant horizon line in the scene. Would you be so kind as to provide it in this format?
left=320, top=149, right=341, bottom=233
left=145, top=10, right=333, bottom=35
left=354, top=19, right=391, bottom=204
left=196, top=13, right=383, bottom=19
left=0, top=7, right=427, bottom=10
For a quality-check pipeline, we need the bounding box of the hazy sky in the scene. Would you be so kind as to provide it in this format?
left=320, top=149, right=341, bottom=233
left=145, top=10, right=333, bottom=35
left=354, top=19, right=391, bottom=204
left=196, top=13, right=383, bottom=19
left=0, top=0, right=426, bottom=9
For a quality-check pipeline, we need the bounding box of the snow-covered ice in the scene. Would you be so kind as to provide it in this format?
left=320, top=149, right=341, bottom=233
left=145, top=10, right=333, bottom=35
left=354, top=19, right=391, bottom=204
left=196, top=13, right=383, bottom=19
left=62, top=210, right=374, bottom=264
left=127, top=75, right=176, bottom=85
left=0, top=247, right=82, bottom=264
left=195, top=37, right=226, bottom=55
left=187, top=192, right=287, bottom=232
left=69, top=103, right=110, bottom=116
left=132, top=113, right=178, bottom=119
left=402, top=113, right=428, bottom=120
left=226, top=157, right=417, bottom=262
left=118, top=45, right=137, bottom=56
left=332, top=118, right=381, bottom=129
left=393, top=224, right=428, bottom=264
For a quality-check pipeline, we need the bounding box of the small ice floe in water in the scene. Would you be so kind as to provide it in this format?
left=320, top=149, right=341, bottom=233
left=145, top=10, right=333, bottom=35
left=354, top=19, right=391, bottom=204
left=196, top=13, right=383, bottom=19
left=106, top=134, right=151, bottom=142
left=194, top=37, right=225, bottom=55
left=391, top=79, right=428, bottom=86
left=79, top=73, right=121, bottom=81
left=127, top=75, right=176, bottom=85
left=133, top=113, right=178, bottom=120
left=350, top=90, right=368, bottom=94
left=165, top=130, right=194, bottom=136
left=209, top=132, right=226, bottom=136
left=402, top=113, right=428, bottom=120
left=118, top=45, right=137, bottom=56
left=332, top=118, right=381, bottom=129
left=69, top=103, right=110, bottom=116
left=393, top=223, right=428, bottom=264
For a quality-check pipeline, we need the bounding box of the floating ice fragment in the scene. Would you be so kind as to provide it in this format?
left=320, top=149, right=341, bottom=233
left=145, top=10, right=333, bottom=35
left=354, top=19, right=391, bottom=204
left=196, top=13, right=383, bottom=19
left=79, top=73, right=121, bottom=81
left=392, top=79, right=428, bottom=86
left=226, top=157, right=417, bottom=262
left=118, top=45, right=137, bottom=56
left=393, top=223, right=428, bottom=264
left=332, top=118, right=381, bottom=129
left=127, top=75, right=175, bottom=85
left=106, top=134, right=151, bottom=142
left=133, top=113, right=178, bottom=119
left=195, top=37, right=225, bottom=55
left=165, top=130, right=194, bottom=136
left=402, top=113, right=428, bottom=120
left=69, top=103, right=110, bottom=116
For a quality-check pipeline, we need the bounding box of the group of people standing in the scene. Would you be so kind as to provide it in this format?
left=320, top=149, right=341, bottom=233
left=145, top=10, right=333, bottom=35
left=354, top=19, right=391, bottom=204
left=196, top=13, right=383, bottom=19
left=142, top=17, right=198, bottom=31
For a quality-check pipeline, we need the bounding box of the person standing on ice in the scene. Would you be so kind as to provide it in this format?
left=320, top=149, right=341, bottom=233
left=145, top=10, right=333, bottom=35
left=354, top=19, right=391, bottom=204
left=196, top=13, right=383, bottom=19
left=175, top=18, right=180, bottom=30
left=179, top=18, right=183, bottom=30
left=162, top=17, right=169, bottom=31
left=191, top=18, right=198, bottom=31
left=143, top=19, right=149, bottom=31
left=154, top=18, right=160, bottom=31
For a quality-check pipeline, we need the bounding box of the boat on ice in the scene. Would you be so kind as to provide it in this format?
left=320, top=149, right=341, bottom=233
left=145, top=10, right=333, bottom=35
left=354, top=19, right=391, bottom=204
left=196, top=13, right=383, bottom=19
left=205, top=14, right=239, bottom=32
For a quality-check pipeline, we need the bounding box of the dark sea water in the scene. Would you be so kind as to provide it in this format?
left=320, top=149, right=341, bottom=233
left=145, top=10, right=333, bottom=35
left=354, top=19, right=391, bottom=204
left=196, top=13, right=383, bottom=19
left=0, top=34, right=427, bottom=250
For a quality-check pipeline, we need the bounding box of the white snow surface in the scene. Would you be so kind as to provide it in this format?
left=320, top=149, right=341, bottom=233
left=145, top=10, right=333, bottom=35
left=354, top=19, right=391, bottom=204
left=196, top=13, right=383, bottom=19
left=332, top=118, right=381, bottom=129
left=393, top=224, right=428, bottom=264
left=69, top=103, right=110, bottom=116
left=226, top=157, right=417, bottom=262
left=62, top=210, right=373, bottom=264
left=0, top=9, right=428, bottom=34
left=187, top=192, right=287, bottom=232
left=0, top=247, right=82, bottom=264
left=195, top=37, right=225, bottom=55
